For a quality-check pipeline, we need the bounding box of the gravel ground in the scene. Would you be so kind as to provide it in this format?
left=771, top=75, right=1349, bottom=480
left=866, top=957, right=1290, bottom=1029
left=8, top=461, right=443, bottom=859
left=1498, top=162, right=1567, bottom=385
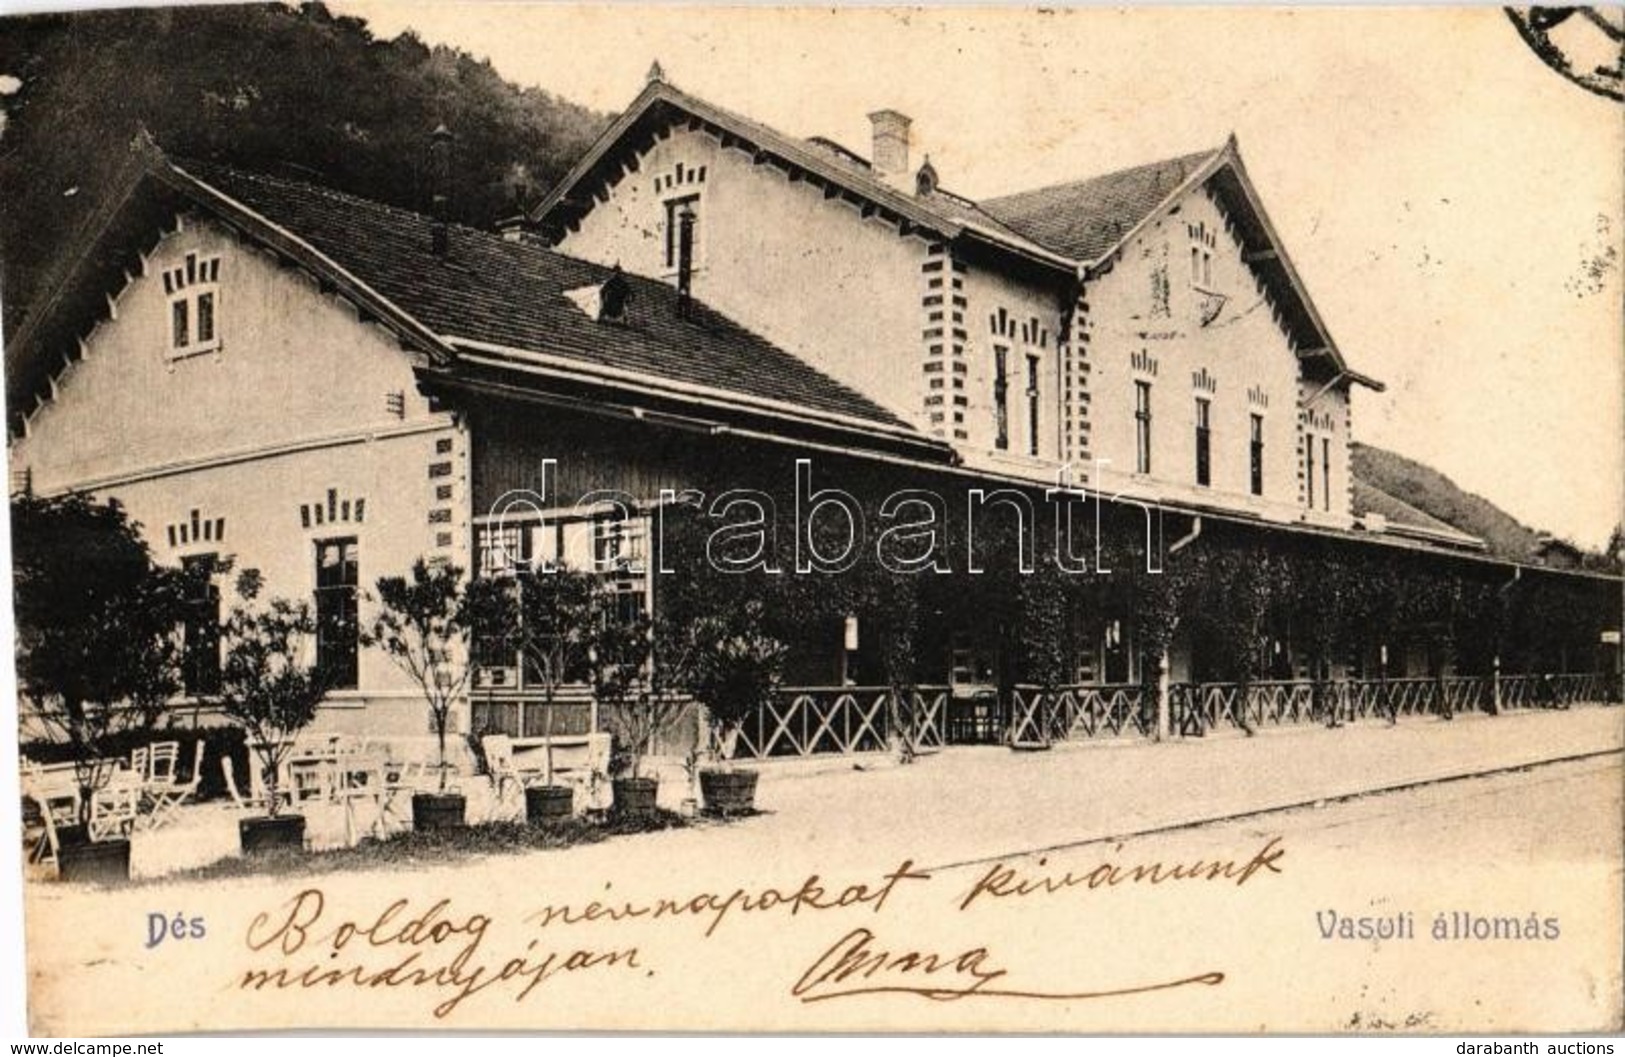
left=22, top=705, right=1623, bottom=1034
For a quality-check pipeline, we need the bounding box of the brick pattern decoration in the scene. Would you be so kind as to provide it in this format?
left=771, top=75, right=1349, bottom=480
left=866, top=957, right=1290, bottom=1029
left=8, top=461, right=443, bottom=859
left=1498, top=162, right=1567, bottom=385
left=920, top=245, right=970, bottom=441
left=1191, top=366, right=1218, bottom=395
left=1296, top=378, right=1309, bottom=507
left=299, top=488, right=365, bottom=530
left=1343, top=391, right=1354, bottom=515
left=426, top=429, right=469, bottom=565
left=1247, top=384, right=1270, bottom=410
left=167, top=508, right=226, bottom=550
left=160, top=252, right=220, bottom=296
left=1069, top=291, right=1095, bottom=466
left=652, top=159, right=708, bottom=195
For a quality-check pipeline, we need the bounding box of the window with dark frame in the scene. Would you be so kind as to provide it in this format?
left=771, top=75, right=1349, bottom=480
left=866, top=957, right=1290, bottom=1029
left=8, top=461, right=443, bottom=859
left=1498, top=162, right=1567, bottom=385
left=1190, top=244, right=1213, bottom=289
left=1322, top=436, right=1332, bottom=511
left=1135, top=380, right=1153, bottom=474
left=993, top=346, right=1010, bottom=451
left=181, top=553, right=221, bottom=697
left=1025, top=354, right=1040, bottom=457
left=1194, top=397, right=1212, bottom=487
left=196, top=290, right=216, bottom=344
left=171, top=299, right=190, bottom=350
left=165, top=252, right=221, bottom=358
left=314, top=537, right=359, bottom=690
left=470, top=514, right=651, bottom=694
left=1305, top=434, right=1317, bottom=509
left=1250, top=413, right=1265, bottom=496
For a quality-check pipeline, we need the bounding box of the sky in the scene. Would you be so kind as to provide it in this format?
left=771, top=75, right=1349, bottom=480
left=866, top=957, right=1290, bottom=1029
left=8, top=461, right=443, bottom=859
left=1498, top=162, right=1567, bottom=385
left=326, top=3, right=1622, bottom=549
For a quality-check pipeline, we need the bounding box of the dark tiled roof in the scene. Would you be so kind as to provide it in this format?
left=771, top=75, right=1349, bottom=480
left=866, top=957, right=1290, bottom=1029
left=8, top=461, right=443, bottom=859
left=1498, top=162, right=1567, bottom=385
left=176, top=159, right=916, bottom=435
left=534, top=81, right=1071, bottom=268
left=981, top=149, right=1221, bottom=262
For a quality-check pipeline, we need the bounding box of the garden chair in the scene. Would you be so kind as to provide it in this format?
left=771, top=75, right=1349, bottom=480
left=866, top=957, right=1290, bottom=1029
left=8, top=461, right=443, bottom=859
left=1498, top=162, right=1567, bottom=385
left=480, top=734, right=528, bottom=815
left=89, top=766, right=143, bottom=841
left=21, top=759, right=79, bottom=865
left=368, top=749, right=430, bottom=835
left=221, top=755, right=290, bottom=814
left=285, top=739, right=339, bottom=803
left=143, top=740, right=204, bottom=830
left=128, top=747, right=149, bottom=784
left=329, top=745, right=390, bottom=844
left=145, top=741, right=181, bottom=785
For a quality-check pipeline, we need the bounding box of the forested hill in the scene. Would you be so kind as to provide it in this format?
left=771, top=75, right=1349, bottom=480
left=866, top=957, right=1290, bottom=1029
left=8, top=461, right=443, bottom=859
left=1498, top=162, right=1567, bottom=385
left=1351, top=441, right=1621, bottom=568
left=0, top=2, right=610, bottom=337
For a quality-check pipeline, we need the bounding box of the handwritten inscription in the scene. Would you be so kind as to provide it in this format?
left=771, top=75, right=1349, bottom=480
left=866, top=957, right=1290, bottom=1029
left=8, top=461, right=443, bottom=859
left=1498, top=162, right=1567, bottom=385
left=792, top=927, right=1224, bottom=1005
left=958, top=837, right=1287, bottom=910
left=242, top=889, right=642, bottom=1019
left=526, top=859, right=931, bottom=938
left=233, top=842, right=1280, bottom=1019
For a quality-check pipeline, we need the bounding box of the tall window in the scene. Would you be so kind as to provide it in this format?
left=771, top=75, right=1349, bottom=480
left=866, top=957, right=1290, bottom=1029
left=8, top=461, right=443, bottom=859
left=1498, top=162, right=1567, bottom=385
left=1025, top=354, right=1041, bottom=457
left=181, top=554, right=221, bottom=696
left=1321, top=436, right=1332, bottom=511
left=164, top=252, right=221, bottom=360
left=1135, top=380, right=1153, bottom=474
left=1305, top=435, right=1317, bottom=509
left=1249, top=414, right=1265, bottom=496
left=1190, top=245, right=1213, bottom=289
left=993, top=346, right=1010, bottom=451
left=664, top=195, right=700, bottom=269
left=1194, top=398, right=1212, bottom=487
left=314, top=538, right=359, bottom=690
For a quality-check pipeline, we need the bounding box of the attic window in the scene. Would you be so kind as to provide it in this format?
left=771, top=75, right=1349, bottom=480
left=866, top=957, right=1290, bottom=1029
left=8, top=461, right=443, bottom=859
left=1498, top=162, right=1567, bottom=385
left=164, top=252, right=222, bottom=361
left=915, top=157, right=939, bottom=197
left=563, top=266, right=635, bottom=324
left=1187, top=222, right=1217, bottom=291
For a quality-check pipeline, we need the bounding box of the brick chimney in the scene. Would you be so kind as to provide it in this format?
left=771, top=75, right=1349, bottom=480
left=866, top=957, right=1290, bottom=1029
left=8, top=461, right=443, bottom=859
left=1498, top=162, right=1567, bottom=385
left=429, top=124, right=453, bottom=257
left=868, top=109, right=911, bottom=184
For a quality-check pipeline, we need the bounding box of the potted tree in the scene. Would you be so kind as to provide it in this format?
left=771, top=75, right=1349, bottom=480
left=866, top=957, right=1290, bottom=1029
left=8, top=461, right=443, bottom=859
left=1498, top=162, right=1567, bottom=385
left=590, top=603, right=688, bottom=818
left=217, top=570, right=327, bottom=854
left=369, top=560, right=505, bottom=831
left=686, top=601, right=786, bottom=816
left=12, top=492, right=190, bottom=882
left=510, top=564, right=598, bottom=824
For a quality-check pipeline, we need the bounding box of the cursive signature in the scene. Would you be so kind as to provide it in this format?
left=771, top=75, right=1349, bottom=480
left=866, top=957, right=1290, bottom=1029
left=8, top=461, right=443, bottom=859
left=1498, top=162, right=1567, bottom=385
left=791, top=927, right=1225, bottom=1004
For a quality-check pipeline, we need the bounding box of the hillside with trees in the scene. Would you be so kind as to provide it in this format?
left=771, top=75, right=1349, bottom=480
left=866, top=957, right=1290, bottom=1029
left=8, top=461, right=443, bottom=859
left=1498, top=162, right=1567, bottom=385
left=0, top=2, right=608, bottom=338
left=1352, top=442, right=1620, bottom=569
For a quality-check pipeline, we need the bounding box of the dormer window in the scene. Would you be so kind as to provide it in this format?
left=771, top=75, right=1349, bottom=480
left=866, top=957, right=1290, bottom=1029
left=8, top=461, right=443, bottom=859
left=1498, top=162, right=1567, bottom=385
left=165, top=252, right=222, bottom=361
left=562, top=265, right=635, bottom=324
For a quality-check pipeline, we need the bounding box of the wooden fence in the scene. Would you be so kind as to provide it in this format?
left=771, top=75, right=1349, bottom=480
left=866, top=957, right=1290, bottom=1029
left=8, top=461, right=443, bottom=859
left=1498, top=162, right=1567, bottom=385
left=471, top=672, right=1617, bottom=760
left=730, top=686, right=949, bottom=760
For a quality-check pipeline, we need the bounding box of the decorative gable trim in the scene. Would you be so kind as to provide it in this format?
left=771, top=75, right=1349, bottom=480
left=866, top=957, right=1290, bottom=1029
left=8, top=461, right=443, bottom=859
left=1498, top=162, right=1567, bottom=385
left=300, top=488, right=366, bottom=530
left=652, top=160, right=707, bottom=194
left=167, top=508, right=226, bottom=550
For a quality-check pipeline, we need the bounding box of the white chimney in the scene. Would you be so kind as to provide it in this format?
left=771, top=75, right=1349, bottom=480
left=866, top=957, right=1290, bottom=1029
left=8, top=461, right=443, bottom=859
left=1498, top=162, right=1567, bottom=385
left=868, top=109, right=911, bottom=184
